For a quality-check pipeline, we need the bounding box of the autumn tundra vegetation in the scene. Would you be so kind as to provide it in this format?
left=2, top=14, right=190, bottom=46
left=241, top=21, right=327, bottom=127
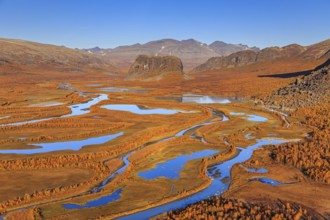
left=271, top=104, right=330, bottom=184
left=0, top=37, right=329, bottom=220
left=155, top=196, right=321, bottom=220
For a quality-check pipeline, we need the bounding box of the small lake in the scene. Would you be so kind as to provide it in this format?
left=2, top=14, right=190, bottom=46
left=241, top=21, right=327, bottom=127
left=63, top=188, right=123, bottom=209
left=229, top=112, right=268, bottom=122
left=101, top=104, right=182, bottom=115
left=138, top=149, right=219, bottom=180
left=246, top=114, right=268, bottom=122
left=244, top=166, right=268, bottom=173
left=0, top=132, right=123, bottom=154
left=100, top=87, right=148, bottom=93
left=182, top=94, right=231, bottom=104
left=250, top=177, right=282, bottom=186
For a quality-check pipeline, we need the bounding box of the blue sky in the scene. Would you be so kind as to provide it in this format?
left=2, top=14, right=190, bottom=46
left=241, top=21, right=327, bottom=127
left=0, top=0, right=329, bottom=49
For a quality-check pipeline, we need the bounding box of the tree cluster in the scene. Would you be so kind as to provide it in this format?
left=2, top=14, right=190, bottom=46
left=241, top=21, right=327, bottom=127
left=270, top=104, right=330, bottom=183
left=156, top=196, right=321, bottom=220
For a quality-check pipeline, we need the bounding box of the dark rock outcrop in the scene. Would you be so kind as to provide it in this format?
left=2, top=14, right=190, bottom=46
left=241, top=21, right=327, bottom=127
left=193, top=50, right=258, bottom=71
left=127, top=55, right=184, bottom=80
left=260, top=58, right=330, bottom=111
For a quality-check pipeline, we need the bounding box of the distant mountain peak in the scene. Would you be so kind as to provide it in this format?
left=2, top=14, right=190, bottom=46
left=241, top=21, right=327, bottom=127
left=181, top=38, right=199, bottom=43
left=209, top=41, right=227, bottom=46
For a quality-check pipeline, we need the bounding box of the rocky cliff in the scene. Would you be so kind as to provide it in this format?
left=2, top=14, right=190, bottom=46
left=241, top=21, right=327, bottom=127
left=127, top=55, right=184, bottom=80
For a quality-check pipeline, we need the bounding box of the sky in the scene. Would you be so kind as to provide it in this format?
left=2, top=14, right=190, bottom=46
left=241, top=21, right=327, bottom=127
left=0, top=0, right=329, bottom=49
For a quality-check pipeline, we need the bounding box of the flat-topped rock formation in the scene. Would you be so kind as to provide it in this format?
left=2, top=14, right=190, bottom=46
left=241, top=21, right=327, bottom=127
left=126, top=55, right=184, bottom=80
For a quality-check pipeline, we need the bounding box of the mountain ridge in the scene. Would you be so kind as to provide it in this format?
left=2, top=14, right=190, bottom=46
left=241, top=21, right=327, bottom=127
left=192, top=39, right=330, bottom=72
left=81, top=38, right=259, bottom=70
left=0, top=38, right=116, bottom=72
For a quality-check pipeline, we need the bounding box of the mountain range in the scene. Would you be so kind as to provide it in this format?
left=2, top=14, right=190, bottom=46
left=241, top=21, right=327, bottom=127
left=81, top=39, right=259, bottom=70
left=1, top=37, right=329, bottom=78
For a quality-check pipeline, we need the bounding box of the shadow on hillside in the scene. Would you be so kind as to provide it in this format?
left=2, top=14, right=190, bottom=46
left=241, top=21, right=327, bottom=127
left=259, top=58, right=330, bottom=79
left=258, top=70, right=312, bottom=78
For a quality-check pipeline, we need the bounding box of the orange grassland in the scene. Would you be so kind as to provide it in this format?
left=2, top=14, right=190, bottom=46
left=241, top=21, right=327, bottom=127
left=0, top=58, right=329, bottom=219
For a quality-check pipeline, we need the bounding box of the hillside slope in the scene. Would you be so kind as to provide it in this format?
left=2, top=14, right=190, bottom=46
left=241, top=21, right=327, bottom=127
left=0, top=38, right=115, bottom=72
left=260, top=58, right=330, bottom=111
left=193, top=39, right=330, bottom=72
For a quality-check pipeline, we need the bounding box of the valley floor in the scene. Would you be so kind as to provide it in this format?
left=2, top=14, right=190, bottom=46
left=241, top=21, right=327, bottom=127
left=0, top=68, right=329, bottom=220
